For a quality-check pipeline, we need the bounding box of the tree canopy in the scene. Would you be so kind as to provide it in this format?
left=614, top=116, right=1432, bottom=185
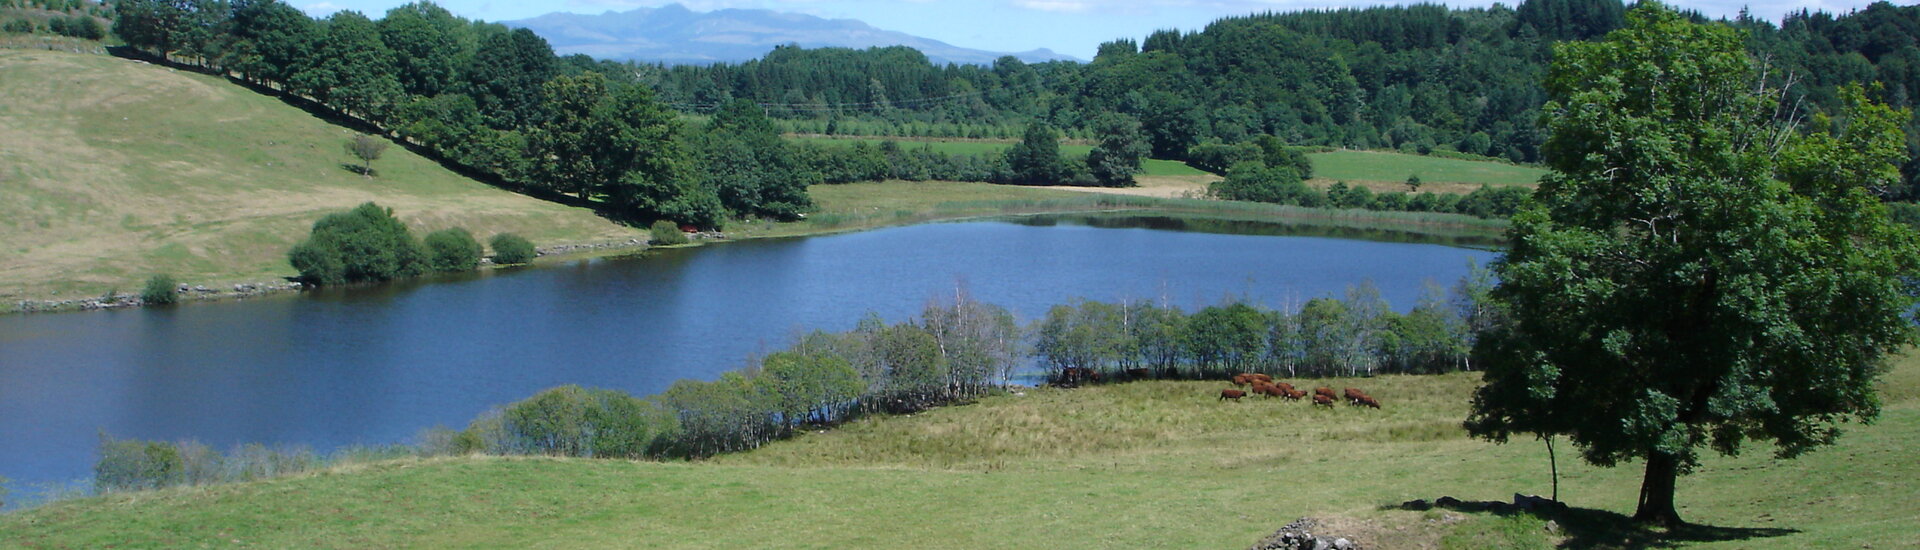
left=1465, top=3, right=1920, bottom=526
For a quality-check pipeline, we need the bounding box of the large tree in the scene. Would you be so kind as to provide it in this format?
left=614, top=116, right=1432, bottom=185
left=1465, top=3, right=1920, bottom=527
left=1086, top=112, right=1148, bottom=187
left=526, top=72, right=688, bottom=219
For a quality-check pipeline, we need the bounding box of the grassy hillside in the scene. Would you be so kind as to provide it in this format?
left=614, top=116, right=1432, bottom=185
left=0, top=50, right=642, bottom=302
left=8, top=354, right=1914, bottom=548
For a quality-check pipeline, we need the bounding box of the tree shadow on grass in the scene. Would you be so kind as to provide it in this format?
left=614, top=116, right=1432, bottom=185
left=340, top=164, right=377, bottom=178
left=1382, top=497, right=1798, bottom=549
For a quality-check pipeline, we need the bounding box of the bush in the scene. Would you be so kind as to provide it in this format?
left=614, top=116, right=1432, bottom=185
left=423, top=227, right=482, bottom=272
left=498, top=385, right=673, bottom=458
left=95, top=435, right=184, bottom=492
left=650, top=220, right=689, bottom=246
left=141, top=273, right=178, bottom=305
left=287, top=202, right=426, bottom=285
left=1, top=19, right=33, bottom=34
left=48, top=15, right=102, bottom=40
left=489, top=233, right=536, bottom=265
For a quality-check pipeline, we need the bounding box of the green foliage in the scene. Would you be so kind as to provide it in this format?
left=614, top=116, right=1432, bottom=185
left=528, top=71, right=688, bottom=219
left=422, top=227, right=481, bottom=272
left=1187, top=141, right=1264, bottom=175
left=1211, top=163, right=1317, bottom=206
left=757, top=351, right=862, bottom=433
left=46, top=14, right=102, bottom=40
left=95, top=434, right=183, bottom=492
left=1086, top=113, right=1149, bottom=186
left=287, top=202, right=426, bottom=285
left=1005, top=123, right=1066, bottom=185
left=487, top=232, right=535, bottom=264
left=140, top=273, right=178, bottom=305
left=649, top=220, right=688, bottom=245
left=691, top=99, right=815, bottom=220
left=292, top=11, right=403, bottom=122
left=1467, top=4, right=1920, bottom=526
left=497, top=385, right=671, bottom=458
left=2, top=19, right=33, bottom=34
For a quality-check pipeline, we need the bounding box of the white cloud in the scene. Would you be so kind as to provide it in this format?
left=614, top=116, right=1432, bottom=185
left=300, top=1, right=344, bottom=16
left=1012, top=0, right=1096, bottom=12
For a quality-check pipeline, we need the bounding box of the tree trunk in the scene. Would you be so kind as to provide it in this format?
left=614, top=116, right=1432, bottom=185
left=1634, top=451, right=1684, bottom=526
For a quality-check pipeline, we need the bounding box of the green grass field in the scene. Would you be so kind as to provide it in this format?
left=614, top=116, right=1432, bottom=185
left=0, top=50, right=643, bottom=303
left=792, top=137, right=1540, bottom=185
left=8, top=353, right=1913, bottom=548
left=1309, top=150, right=1547, bottom=188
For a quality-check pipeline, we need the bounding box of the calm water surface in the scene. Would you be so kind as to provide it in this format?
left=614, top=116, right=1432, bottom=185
left=0, top=216, right=1498, bottom=491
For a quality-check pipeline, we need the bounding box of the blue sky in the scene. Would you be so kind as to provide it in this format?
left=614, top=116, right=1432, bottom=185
left=298, top=0, right=1890, bottom=60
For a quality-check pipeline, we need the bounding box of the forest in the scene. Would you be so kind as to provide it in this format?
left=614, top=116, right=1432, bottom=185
left=22, top=0, right=1920, bottom=223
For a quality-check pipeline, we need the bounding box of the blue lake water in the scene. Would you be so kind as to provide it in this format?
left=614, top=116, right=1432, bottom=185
left=0, top=215, right=1499, bottom=493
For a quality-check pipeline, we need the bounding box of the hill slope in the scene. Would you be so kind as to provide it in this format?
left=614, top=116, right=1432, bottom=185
left=0, top=51, right=642, bottom=302
left=7, top=355, right=1915, bottom=548
left=506, top=3, right=1079, bottom=66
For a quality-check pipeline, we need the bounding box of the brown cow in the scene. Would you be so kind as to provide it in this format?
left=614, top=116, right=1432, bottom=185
left=1275, top=382, right=1297, bottom=395
left=1220, top=389, right=1248, bottom=401
left=1312, top=394, right=1334, bottom=407
left=1357, top=395, right=1382, bottom=409
left=1344, top=388, right=1367, bottom=403
left=1248, top=373, right=1274, bottom=384
left=1283, top=387, right=1307, bottom=401
left=1314, top=387, right=1337, bottom=400
left=1231, top=374, right=1251, bottom=387
left=1252, top=382, right=1282, bottom=399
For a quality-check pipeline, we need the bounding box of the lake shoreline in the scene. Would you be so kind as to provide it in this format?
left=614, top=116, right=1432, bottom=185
left=3, top=199, right=1505, bottom=315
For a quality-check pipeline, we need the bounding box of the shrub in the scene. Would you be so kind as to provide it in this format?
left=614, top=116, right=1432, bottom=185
left=95, top=435, right=184, bottom=492
left=423, top=227, right=482, bottom=272
left=499, top=385, right=673, bottom=458
left=1, top=19, right=33, bottom=34
left=489, top=233, right=536, bottom=265
left=141, top=273, right=178, bottom=305
left=48, top=15, right=102, bottom=40
left=650, top=220, right=689, bottom=246
left=287, top=202, right=426, bottom=285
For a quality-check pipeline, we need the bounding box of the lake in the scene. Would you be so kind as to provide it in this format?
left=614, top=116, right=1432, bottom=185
left=0, top=215, right=1498, bottom=493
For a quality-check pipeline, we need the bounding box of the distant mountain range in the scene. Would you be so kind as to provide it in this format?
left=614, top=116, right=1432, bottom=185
left=503, top=3, right=1080, bottom=66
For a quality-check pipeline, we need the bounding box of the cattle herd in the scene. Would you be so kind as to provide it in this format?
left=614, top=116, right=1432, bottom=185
left=1218, top=373, right=1381, bottom=409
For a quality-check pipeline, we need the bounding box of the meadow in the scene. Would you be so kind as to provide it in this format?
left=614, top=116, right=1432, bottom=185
left=1309, top=150, right=1547, bottom=194
left=0, top=50, right=643, bottom=303
left=6, top=354, right=1913, bottom=548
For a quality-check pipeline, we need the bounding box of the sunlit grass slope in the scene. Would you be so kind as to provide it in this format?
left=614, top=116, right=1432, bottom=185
left=7, top=355, right=1915, bottom=548
left=1308, top=150, right=1547, bottom=194
left=0, top=50, right=642, bottom=301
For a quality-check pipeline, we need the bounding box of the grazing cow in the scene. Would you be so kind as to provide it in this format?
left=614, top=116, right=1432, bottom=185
left=1312, top=394, right=1335, bottom=407
left=1344, top=388, right=1367, bottom=403
left=1220, top=389, right=1248, bottom=401
left=1358, top=395, right=1382, bottom=409
left=1275, top=382, right=1298, bottom=395
left=1055, top=367, right=1103, bottom=387
left=1248, top=373, right=1274, bottom=384
left=1315, top=387, right=1337, bottom=400
left=1283, top=387, right=1307, bottom=401
left=1252, top=382, right=1282, bottom=399
left=1231, top=374, right=1251, bottom=387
